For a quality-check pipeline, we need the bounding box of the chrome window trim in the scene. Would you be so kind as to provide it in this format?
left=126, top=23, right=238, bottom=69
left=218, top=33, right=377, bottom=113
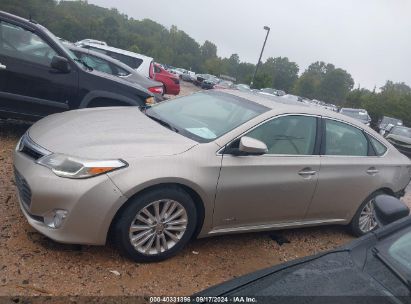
left=216, top=113, right=321, bottom=157
left=321, top=116, right=388, bottom=158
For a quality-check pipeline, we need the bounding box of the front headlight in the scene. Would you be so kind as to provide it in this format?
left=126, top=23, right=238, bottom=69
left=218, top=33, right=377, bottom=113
left=37, top=154, right=127, bottom=179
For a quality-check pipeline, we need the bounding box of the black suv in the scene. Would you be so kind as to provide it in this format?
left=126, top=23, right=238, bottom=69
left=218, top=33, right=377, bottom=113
left=0, top=11, right=153, bottom=121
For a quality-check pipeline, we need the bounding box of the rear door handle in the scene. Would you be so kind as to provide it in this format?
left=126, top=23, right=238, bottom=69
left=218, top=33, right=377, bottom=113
left=366, top=167, right=379, bottom=175
left=298, top=168, right=317, bottom=177
left=0, top=63, right=6, bottom=70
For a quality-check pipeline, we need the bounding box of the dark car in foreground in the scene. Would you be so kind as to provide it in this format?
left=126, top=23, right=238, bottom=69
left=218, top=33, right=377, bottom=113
left=386, top=126, right=411, bottom=158
left=197, top=195, right=411, bottom=303
left=0, top=11, right=153, bottom=121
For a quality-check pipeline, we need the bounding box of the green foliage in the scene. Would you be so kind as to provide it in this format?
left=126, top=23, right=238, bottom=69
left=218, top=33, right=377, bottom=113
left=1, top=0, right=410, bottom=125
left=260, top=57, right=299, bottom=92
left=346, top=82, right=411, bottom=126
left=293, top=61, right=353, bottom=105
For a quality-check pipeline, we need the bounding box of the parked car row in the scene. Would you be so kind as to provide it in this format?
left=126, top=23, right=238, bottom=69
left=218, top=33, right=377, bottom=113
left=0, top=11, right=155, bottom=121
left=75, top=40, right=180, bottom=96
left=67, top=44, right=165, bottom=99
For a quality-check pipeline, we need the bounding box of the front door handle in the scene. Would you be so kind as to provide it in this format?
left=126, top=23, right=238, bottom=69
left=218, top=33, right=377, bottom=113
left=0, top=63, right=6, bottom=70
left=298, top=168, right=317, bottom=177
left=366, top=167, right=379, bottom=175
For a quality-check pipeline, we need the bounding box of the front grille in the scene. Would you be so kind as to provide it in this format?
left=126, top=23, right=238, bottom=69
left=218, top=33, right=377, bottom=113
left=20, top=145, right=44, bottom=160
left=18, top=133, right=49, bottom=161
left=14, top=168, right=32, bottom=209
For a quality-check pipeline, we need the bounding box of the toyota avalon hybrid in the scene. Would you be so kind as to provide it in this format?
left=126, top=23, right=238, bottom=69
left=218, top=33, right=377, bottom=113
left=13, top=90, right=411, bottom=262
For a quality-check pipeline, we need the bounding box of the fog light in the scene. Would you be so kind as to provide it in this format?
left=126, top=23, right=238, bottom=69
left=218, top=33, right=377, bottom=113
left=44, top=209, right=68, bottom=229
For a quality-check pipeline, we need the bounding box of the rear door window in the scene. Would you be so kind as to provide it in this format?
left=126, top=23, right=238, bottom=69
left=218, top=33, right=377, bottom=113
left=107, top=51, right=143, bottom=69
left=324, top=119, right=368, bottom=156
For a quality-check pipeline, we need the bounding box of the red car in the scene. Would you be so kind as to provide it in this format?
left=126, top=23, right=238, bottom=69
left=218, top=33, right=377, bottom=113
left=150, top=63, right=180, bottom=95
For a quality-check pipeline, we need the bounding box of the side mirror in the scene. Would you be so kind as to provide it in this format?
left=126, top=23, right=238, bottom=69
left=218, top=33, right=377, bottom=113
left=374, top=195, right=409, bottom=226
left=51, top=55, right=71, bottom=73
left=238, top=136, right=268, bottom=155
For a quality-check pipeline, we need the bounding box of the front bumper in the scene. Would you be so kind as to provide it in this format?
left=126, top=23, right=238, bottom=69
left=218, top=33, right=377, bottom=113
left=14, top=150, right=127, bottom=245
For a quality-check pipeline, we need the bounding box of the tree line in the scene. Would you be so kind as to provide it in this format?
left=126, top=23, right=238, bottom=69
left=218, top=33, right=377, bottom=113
left=1, top=0, right=410, bottom=126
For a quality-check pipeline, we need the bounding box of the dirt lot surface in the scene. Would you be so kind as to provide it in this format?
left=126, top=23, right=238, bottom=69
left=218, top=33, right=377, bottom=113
left=1, top=81, right=410, bottom=297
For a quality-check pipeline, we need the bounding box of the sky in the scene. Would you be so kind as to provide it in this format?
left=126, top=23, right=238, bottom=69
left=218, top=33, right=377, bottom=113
left=88, top=0, right=411, bottom=90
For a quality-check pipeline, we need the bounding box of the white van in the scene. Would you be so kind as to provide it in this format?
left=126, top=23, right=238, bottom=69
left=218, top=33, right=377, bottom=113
left=76, top=41, right=154, bottom=78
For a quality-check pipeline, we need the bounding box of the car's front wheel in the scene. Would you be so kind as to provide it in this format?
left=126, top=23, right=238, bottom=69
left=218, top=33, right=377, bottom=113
left=112, top=186, right=197, bottom=262
left=349, top=191, right=383, bottom=236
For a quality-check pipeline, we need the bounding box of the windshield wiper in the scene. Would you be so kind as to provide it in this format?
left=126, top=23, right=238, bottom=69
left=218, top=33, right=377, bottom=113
left=145, top=113, right=179, bottom=133
left=73, top=58, right=93, bottom=70
left=373, top=248, right=411, bottom=291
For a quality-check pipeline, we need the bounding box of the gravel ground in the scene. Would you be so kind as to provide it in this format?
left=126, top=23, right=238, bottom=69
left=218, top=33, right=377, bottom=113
left=0, top=81, right=410, bottom=297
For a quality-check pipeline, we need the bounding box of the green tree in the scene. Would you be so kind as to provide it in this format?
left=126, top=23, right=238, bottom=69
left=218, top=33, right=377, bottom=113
left=200, top=40, right=217, bottom=61
left=319, top=68, right=354, bottom=104
left=261, top=57, right=299, bottom=92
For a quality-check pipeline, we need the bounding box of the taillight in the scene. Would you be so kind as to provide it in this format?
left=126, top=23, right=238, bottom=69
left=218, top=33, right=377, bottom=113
left=148, top=86, right=164, bottom=95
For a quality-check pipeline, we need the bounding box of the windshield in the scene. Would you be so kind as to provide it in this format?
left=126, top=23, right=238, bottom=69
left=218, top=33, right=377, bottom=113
left=40, top=25, right=78, bottom=61
left=376, top=226, right=411, bottom=284
left=391, top=127, right=411, bottom=138
left=340, top=109, right=369, bottom=121
left=145, top=92, right=268, bottom=143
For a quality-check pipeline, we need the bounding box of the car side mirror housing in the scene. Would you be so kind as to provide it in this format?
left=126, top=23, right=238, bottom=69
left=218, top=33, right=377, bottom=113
left=238, top=136, right=268, bottom=155
left=374, top=195, right=409, bottom=226
left=51, top=55, right=71, bottom=73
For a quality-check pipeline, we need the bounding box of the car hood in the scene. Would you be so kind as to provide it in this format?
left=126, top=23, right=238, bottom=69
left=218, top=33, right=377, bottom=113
left=123, top=73, right=163, bottom=89
left=387, top=134, right=411, bottom=145
left=28, top=107, right=198, bottom=159
left=199, top=251, right=386, bottom=298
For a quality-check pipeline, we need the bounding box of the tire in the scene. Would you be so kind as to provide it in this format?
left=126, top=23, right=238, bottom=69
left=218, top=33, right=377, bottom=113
left=349, top=191, right=384, bottom=237
left=112, top=186, right=197, bottom=262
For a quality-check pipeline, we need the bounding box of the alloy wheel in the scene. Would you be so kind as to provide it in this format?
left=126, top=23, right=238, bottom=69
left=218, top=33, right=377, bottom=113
left=128, top=199, right=188, bottom=255
left=358, top=199, right=378, bottom=233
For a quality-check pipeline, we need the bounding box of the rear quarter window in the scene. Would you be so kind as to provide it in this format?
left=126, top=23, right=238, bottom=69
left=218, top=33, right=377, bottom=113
left=108, top=52, right=143, bottom=69
left=370, top=136, right=387, bottom=156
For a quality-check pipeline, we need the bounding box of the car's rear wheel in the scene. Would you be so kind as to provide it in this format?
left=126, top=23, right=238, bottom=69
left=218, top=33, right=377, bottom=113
left=113, top=186, right=197, bottom=262
left=349, top=191, right=383, bottom=236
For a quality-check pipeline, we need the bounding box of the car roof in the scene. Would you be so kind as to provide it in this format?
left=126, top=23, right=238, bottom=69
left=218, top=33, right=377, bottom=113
left=77, top=42, right=153, bottom=61
left=341, top=107, right=367, bottom=112
left=217, top=90, right=375, bottom=129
